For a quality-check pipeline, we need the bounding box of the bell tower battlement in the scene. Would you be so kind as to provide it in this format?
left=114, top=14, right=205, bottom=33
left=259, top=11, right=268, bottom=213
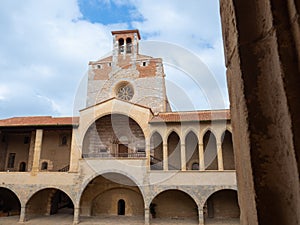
left=86, top=29, right=171, bottom=113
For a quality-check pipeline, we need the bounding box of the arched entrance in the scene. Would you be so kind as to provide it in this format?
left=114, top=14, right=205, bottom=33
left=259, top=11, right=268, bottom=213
left=25, top=188, right=74, bottom=220
left=0, top=187, right=21, bottom=217
left=79, top=173, right=144, bottom=222
left=150, top=190, right=198, bottom=224
left=204, top=189, right=240, bottom=224
left=82, top=114, right=145, bottom=158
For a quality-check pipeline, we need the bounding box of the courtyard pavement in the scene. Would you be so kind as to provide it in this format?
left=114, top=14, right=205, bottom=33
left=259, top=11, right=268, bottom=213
left=0, top=215, right=239, bottom=225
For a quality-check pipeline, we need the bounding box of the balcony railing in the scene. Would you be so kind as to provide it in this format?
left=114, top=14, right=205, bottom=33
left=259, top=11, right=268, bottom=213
left=82, top=152, right=146, bottom=159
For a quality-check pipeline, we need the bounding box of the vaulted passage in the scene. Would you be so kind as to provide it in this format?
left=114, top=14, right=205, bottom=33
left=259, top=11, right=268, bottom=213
left=26, top=188, right=74, bottom=220
left=82, top=114, right=145, bottom=158
left=80, top=173, right=144, bottom=219
left=150, top=190, right=198, bottom=224
left=0, top=188, right=20, bottom=217
left=204, top=189, right=240, bottom=224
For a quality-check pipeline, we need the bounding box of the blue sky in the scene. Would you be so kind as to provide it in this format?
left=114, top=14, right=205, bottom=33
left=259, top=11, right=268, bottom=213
left=78, top=0, right=144, bottom=26
left=0, top=0, right=228, bottom=119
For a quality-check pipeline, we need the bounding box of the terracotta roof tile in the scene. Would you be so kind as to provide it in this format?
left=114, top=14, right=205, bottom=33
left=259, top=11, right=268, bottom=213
left=0, top=116, right=79, bottom=127
left=150, top=110, right=230, bottom=123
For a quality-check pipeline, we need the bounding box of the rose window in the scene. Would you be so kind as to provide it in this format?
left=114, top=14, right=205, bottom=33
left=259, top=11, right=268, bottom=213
left=117, top=84, right=134, bottom=101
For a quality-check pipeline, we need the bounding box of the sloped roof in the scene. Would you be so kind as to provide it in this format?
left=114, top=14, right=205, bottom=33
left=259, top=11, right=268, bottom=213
left=0, top=116, right=79, bottom=127
left=150, top=110, right=230, bottom=123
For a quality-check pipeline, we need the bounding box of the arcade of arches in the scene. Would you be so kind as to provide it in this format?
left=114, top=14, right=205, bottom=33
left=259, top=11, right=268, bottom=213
left=0, top=175, right=239, bottom=224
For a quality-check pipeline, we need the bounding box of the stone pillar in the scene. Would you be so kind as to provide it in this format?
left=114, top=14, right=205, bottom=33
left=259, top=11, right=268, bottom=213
left=146, top=139, right=151, bottom=170
left=199, top=143, right=205, bottom=171
left=19, top=206, right=26, bottom=222
left=163, top=143, right=168, bottom=171
left=181, top=143, right=186, bottom=171
left=220, top=0, right=300, bottom=224
left=31, top=129, right=43, bottom=174
left=27, top=131, right=36, bottom=171
left=217, top=142, right=224, bottom=171
left=198, top=207, right=204, bottom=225
left=69, top=129, right=80, bottom=172
left=144, top=207, right=150, bottom=225
left=73, top=207, right=80, bottom=224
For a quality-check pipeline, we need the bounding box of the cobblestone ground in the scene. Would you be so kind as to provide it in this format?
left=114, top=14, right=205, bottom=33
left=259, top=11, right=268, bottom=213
left=0, top=215, right=240, bottom=225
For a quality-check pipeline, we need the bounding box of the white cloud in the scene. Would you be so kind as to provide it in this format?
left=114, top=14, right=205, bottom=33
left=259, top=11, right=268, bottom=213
left=0, top=0, right=228, bottom=119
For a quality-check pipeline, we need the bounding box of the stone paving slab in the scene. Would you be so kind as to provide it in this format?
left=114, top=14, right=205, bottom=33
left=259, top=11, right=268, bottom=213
left=0, top=215, right=239, bottom=225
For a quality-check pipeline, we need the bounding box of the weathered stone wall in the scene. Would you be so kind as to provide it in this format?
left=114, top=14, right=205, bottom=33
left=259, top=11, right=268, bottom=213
left=1, top=133, right=30, bottom=172
left=86, top=58, right=167, bottom=113
left=92, top=188, right=144, bottom=216
left=40, top=130, right=71, bottom=171
left=220, top=0, right=300, bottom=224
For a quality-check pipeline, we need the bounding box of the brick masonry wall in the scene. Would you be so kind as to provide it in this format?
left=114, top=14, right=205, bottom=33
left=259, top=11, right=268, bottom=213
left=83, top=114, right=145, bottom=155
left=86, top=55, right=167, bottom=113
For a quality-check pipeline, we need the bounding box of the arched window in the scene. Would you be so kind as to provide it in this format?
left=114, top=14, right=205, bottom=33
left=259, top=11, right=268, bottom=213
left=19, top=162, right=26, bottom=172
left=118, top=38, right=124, bottom=53
left=126, top=37, right=132, bottom=53
left=41, top=161, right=48, bottom=170
left=118, top=199, right=125, bottom=215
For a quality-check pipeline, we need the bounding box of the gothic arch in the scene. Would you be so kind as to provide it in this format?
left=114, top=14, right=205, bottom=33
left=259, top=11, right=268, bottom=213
left=150, top=132, right=163, bottom=170
left=203, top=130, right=218, bottom=170
left=167, top=131, right=181, bottom=170
left=185, top=131, right=199, bottom=170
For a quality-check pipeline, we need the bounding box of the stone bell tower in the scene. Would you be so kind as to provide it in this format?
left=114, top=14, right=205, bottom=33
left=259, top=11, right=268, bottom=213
left=86, top=29, right=171, bottom=113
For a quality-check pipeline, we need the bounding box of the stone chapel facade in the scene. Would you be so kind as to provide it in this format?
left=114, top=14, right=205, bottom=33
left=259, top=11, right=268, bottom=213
left=0, top=30, right=239, bottom=225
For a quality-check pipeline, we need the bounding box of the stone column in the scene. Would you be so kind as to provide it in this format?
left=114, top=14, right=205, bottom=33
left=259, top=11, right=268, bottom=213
left=146, top=139, right=151, bottom=170
left=217, top=142, right=224, bottom=171
left=144, top=207, right=150, bottom=225
left=220, top=0, right=300, bottom=224
left=198, top=207, right=204, bottom=225
left=27, top=131, right=36, bottom=171
left=181, top=143, right=186, bottom=171
left=199, top=143, right=205, bottom=171
left=73, top=207, right=80, bottom=224
left=69, top=129, right=80, bottom=173
left=19, top=206, right=26, bottom=222
left=31, top=129, right=43, bottom=174
left=163, top=143, right=168, bottom=171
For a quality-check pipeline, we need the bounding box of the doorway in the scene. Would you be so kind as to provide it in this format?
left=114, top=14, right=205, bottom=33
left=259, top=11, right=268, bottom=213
left=118, top=199, right=125, bottom=215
